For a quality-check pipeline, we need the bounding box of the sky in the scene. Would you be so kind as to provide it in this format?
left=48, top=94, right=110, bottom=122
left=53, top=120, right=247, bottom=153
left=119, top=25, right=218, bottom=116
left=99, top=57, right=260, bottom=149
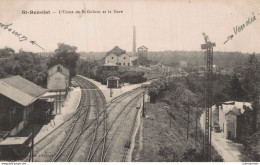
left=0, top=0, right=259, bottom=53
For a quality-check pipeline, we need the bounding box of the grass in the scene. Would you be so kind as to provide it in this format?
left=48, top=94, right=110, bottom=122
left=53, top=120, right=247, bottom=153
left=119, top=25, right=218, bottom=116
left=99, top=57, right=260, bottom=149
left=132, top=101, right=223, bottom=162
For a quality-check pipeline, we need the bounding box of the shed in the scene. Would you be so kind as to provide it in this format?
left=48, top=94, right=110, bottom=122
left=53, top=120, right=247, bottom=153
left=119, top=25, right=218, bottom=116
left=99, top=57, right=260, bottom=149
left=106, top=76, right=120, bottom=88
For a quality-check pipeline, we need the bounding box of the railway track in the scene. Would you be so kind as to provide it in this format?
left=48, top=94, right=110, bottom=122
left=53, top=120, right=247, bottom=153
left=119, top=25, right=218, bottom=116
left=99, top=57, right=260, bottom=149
left=69, top=76, right=145, bottom=162
left=86, top=89, right=144, bottom=161
left=31, top=75, right=145, bottom=162
left=102, top=93, right=143, bottom=162
left=31, top=76, right=105, bottom=161
left=51, top=76, right=106, bottom=162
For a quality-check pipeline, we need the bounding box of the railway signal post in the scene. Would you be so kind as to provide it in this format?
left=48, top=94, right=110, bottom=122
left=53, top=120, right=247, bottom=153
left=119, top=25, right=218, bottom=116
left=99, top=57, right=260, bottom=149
left=201, top=33, right=216, bottom=161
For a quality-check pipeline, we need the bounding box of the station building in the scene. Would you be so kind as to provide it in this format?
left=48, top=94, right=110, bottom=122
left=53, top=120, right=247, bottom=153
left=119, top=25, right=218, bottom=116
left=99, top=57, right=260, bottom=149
left=47, top=64, right=71, bottom=114
left=0, top=75, right=49, bottom=137
left=47, top=64, right=70, bottom=92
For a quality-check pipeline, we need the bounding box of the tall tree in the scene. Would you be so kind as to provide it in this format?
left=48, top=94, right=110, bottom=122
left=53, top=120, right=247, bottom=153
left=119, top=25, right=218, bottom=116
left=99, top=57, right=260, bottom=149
left=229, top=74, right=244, bottom=101
left=0, top=47, right=15, bottom=58
left=244, top=53, right=260, bottom=101
left=48, top=43, right=80, bottom=78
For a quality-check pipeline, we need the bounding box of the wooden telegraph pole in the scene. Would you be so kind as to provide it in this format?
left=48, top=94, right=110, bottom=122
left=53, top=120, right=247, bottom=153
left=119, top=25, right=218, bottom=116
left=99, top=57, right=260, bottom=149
left=29, top=127, right=34, bottom=162
left=201, top=33, right=215, bottom=161
left=142, top=91, right=145, bottom=117
left=195, top=101, right=198, bottom=145
left=187, top=106, right=189, bottom=140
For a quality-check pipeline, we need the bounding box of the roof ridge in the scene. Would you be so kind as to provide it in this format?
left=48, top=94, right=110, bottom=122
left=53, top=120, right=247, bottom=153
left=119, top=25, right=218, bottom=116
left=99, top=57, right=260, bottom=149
left=0, top=75, right=47, bottom=98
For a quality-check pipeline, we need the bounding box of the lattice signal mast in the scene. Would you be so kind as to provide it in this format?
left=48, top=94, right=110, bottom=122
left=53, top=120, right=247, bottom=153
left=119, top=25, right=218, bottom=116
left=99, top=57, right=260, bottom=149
left=201, top=33, right=216, bottom=161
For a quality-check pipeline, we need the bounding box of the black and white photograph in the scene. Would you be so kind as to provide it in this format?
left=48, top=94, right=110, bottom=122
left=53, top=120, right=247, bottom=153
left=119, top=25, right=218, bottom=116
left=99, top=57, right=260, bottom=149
left=0, top=0, right=259, bottom=163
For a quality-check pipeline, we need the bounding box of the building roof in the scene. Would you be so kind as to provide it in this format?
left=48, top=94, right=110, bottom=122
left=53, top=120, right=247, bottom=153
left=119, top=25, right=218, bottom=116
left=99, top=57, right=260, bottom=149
left=48, top=69, right=69, bottom=78
left=222, top=101, right=252, bottom=115
left=131, top=56, right=139, bottom=61
left=106, top=46, right=126, bottom=57
left=131, top=55, right=149, bottom=62
left=138, top=45, right=148, bottom=49
left=0, top=75, right=47, bottom=106
left=48, top=63, right=70, bottom=71
left=107, top=76, right=120, bottom=80
left=48, top=64, right=70, bottom=77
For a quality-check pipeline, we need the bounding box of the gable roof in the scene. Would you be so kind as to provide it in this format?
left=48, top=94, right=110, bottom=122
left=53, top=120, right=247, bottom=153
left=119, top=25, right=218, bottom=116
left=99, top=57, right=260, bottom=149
left=0, top=75, right=47, bottom=106
left=131, top=56, right=139, bottom=61
left=48, top=64, right=70, bottom=72
left=222, top=101, right=252, bottom=116
left=107, top=76, right=120, bottom=80
left=48, top=64, right=70, bottom=77
left=138, top=45, right=148, bottom=49
left=106, top=46, right=126, bottom=57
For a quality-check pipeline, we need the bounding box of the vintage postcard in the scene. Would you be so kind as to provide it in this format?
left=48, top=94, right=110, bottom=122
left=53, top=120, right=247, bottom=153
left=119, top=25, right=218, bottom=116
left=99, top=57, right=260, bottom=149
left=0, top=0, right=259, bottom=163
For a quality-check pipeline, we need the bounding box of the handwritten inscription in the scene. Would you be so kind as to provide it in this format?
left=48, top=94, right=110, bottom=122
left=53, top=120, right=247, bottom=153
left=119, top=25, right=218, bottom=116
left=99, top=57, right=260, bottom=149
left=0, top=22, right=44, bottom=50
left=224, top=12, right=257, bottom=44
left=0, top=23, right=27, bottom=42
left=233, top=12, right=256, bottom=34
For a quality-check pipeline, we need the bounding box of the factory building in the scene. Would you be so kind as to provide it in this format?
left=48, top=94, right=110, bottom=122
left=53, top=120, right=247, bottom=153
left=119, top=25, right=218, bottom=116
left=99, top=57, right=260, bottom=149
left=104, top=46, right=133, bottom=67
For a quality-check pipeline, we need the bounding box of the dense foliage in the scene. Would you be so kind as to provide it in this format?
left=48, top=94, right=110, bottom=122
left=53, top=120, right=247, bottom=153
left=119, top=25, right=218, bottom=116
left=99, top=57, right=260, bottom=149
left=48, top=43, right=80, bottom=79
left=148, top=53, right=260, bottom=161
left=0, top=43, right=80, bottom=87
left=0, top=48, right=48, bottom=87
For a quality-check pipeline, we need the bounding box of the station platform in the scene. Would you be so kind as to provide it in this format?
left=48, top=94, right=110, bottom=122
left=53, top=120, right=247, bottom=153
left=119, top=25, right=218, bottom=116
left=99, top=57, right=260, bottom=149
left=0, top=136, right=31, bottom=146
left=0, top=135, right=32, bottom=159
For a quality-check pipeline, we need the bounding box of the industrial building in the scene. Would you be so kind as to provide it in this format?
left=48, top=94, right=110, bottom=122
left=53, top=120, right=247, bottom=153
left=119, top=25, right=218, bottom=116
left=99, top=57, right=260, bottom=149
left=104, top=46, right=132, bottom=66
left=132, top=46, right=150, bottom=67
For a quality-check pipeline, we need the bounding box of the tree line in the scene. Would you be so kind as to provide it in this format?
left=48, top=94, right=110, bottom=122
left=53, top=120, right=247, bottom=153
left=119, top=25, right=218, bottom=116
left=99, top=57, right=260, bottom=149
left=0, top=43, right=80, bottom=87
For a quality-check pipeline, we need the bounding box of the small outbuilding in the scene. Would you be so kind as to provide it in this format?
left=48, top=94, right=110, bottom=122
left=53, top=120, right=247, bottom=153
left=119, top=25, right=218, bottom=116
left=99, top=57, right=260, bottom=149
left=106, top=76, right=120, bottom=88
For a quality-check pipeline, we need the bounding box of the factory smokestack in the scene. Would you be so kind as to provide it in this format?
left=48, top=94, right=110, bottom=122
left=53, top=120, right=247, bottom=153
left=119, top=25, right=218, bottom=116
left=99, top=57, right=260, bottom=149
left=133, top=26, right=136, bottom=56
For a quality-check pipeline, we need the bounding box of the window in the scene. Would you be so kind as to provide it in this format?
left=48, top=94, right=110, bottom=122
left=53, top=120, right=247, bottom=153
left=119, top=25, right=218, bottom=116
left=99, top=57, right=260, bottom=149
left=128, top=63, right=130, bottom=66
left=123, top=63, right=125, bottom=65
left=57, top=66, right=62, bottom=72
left=124, top=57, right=126, bottom=59
left=112, top=57, right=114, bottom=59
left=119, top=63, right=121, bottom=66
left=116, top=63, right=118, bottom=65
